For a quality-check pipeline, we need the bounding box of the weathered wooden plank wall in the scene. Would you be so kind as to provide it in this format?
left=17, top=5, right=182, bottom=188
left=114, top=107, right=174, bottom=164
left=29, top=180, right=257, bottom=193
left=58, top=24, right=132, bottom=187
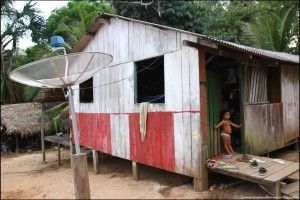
left=244, top=60, right=268, bottom=104
left=72, top=18, right=202, bottom=178
left=281, top=64, right=299, bottom=143
left=242, top=59, right=299, bottom=155
left=244, top=103, right=284, bottom=155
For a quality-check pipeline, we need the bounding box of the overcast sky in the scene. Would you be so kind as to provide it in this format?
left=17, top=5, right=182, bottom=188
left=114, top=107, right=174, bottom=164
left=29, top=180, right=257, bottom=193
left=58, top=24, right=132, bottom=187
left=15, top=1, right=69, bottom=49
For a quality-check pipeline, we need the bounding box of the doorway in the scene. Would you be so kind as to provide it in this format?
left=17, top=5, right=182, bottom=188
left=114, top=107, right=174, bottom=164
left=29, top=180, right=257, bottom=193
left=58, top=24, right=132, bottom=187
left=206, top=54, right=244, bottom=157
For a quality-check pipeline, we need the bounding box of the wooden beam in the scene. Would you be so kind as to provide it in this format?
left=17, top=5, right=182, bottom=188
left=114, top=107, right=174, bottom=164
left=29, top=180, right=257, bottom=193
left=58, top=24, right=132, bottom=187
left=58, top=144, right=61, bottom=165
left=44, top=134, right=70, bottom=146
left=183, top=40, right=249, bottom=62
left=197, top=38, right=218, bottom=49
left=198, top=47, right=208, bottom=191
left=41, top=113, right=46, bottom=163
left=15, top=134, right=19, bottom=154
left=92, top=150, right=100, bottom=175
left=132, top=161, right=140, bottom=181
left=97, top=18, right=110, bottom=25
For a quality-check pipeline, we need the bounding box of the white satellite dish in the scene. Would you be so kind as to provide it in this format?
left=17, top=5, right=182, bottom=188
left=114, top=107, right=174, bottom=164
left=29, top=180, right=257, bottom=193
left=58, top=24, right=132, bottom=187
left=9, top=36, right=113, bottom=199
left=10, top=51, right=113, bottom=155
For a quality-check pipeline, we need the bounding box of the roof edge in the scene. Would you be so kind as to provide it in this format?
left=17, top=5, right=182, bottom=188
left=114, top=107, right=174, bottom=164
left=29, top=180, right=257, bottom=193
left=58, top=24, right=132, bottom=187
left=73, top=12, right=299, bottom=65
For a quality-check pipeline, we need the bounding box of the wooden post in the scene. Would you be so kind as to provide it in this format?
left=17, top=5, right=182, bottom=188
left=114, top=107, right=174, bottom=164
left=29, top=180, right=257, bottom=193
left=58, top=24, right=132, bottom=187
left=72, top=153, right=90, bottom=199
left=69, top=129, right=74, bottom=168
left=132, top=161, right=140, bottom=181
left=15, top=134, right=19, bottom=154
left=272, top=182, right=281, bottom=197
left=194, top=143, right=209, bottom=191
left=100, top=153, right=104, bottom=163
left=41, top=115, right=46, bottom=163
left=295, top=140, right=299, bottom=150
left=194, top=178, right=204, bottom=191
left=196, top=47, right=208, bottom=191
left=92, top=149, right=99, bottom=175
left=58, top=144, right=61, bottom=165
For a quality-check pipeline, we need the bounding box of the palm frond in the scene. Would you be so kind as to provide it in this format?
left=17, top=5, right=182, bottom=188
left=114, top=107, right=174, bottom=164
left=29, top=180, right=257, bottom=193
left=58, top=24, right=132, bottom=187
left=242, top=5, right=298, bottom=53
left=44, top=102, right=69, bottom=134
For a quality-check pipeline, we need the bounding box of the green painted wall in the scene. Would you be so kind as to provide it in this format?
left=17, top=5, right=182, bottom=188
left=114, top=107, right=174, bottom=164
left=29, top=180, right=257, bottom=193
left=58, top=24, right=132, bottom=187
left=206, top=70, right=222, bottom=157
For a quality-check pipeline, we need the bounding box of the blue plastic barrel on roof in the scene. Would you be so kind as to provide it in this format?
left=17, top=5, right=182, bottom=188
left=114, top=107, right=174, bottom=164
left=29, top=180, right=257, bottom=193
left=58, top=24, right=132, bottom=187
left=50, top=36, right=65, bottom=48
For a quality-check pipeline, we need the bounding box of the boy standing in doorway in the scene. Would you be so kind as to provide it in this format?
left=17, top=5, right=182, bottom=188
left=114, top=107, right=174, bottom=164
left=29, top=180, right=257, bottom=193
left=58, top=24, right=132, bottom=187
left=215, top=110, right=241, bottom=155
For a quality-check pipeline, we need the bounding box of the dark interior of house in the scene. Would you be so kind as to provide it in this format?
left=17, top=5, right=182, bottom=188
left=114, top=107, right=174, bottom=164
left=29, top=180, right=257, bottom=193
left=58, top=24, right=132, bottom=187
left=206, top=53, right=242, bottom=152
left=135, top=56, right=165, bottom=103
left=79, top=77, right=94, bottom=103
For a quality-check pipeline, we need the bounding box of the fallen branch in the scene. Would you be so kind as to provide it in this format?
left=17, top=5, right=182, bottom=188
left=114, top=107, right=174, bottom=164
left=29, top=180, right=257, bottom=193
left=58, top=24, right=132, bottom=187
left=117, top=0, right=154, bottom=6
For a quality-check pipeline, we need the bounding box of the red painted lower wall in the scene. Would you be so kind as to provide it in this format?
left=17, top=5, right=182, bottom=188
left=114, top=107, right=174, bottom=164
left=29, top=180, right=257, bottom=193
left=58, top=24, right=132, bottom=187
left=77, top=113, right=112, bottom=154
left=129, top=112, right=175, bottom=172
left=76, top=112, right=175, bottom=173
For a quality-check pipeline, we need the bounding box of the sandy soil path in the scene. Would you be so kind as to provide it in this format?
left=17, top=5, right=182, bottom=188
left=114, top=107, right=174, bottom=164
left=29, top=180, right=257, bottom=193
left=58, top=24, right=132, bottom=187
left=1, top=147, right=298, bottom=199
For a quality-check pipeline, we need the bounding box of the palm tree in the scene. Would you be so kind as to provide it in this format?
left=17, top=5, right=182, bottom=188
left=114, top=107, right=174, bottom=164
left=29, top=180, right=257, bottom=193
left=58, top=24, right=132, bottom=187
left=1, top=1, right=46, bottom=104
left=1, top=1, right=45, bottom=51
left=243, top=6, right=299, bottom=54
left=44, top=102, right=69, bottom=135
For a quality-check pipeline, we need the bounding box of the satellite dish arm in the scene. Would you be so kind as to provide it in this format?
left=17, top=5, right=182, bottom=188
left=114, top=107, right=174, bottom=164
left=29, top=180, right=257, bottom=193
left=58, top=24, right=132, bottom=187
left=64, top=48, right=69, bottom=77
left=67, top=86, right=81, bottom=154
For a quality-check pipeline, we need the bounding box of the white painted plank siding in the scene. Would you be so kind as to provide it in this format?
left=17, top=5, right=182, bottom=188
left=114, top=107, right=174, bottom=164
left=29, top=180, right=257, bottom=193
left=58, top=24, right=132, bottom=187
left=164, top=50, right=183, bottom=111
left=191, top=113, right=201, bottom=178
left=189, top=45, right=200, bottom=111
left=110, top=114, right=130, bottom=159
left=174, top=113, right=184, bottom=173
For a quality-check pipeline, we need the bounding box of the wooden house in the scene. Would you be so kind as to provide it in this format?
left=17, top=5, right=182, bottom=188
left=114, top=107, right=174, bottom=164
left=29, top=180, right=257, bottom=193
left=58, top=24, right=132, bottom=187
left=72, top=13, right=299, bottom=190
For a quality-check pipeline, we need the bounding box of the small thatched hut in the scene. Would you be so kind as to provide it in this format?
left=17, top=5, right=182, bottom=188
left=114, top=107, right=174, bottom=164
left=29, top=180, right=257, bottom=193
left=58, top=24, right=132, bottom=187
left=1, top=102, right=43, bottom=153
left=1, top=89, right=66, bottom=153
left=1, top=89, right=66, bottom=135
left=1, top=102, right=42, bottom=136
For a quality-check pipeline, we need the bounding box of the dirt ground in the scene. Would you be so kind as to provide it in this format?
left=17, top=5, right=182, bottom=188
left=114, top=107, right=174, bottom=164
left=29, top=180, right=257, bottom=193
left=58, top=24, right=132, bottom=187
left=1, top=145, right=299, bottom=199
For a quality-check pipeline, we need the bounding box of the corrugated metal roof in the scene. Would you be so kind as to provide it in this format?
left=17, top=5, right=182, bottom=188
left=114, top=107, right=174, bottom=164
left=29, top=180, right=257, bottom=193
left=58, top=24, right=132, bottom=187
left=207, top=39, right=299, bottom=64
left=80, top=13, right=299, bottom=64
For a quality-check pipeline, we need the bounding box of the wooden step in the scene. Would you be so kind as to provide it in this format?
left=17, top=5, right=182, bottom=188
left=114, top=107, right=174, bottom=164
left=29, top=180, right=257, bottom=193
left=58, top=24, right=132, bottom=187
left=281, top=181, right=299, bottom=198
left=287, top=171, right=299, bottom=182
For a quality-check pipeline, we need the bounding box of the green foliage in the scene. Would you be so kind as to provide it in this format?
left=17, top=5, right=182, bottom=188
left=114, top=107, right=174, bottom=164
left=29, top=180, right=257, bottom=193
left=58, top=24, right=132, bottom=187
left=1, top=1, right=46, bottom=104
left=46, top=0, right=115, bottom=49
left=243, top=4, right=299, bottom=54
left=112, top=0, right=299, bottom=53
left=112, top=1, right=207, bottom=34
left=202, top=1, right=266, bottom=42
left=0, top=55, right=22, bottom=103
left=21, top=86, right=40, bottom=102
left=44, top=102, right=69, bottom=134
left=1, top=0, right=46, bottom=50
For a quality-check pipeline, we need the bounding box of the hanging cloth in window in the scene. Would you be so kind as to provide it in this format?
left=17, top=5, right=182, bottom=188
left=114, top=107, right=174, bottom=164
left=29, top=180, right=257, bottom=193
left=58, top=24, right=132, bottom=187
left=139, top=102, right=149, bottom=142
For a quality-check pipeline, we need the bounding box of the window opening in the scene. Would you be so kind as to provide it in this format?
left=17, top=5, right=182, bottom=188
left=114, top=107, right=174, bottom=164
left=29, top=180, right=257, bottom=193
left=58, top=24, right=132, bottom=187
left=267, top=67, right=281, bottom=103
left=135, top=56, right=165, bottom=103
left=79, top=77, right=93, bottom=103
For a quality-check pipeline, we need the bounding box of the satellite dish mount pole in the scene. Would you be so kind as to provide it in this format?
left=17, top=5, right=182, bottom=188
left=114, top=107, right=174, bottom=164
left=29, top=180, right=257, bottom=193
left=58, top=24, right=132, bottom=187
left=50, top=36, right=80, bottom=155
left=67, top=86, right=81, bottom=154
left=50, top=36, right=90, bottom=199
